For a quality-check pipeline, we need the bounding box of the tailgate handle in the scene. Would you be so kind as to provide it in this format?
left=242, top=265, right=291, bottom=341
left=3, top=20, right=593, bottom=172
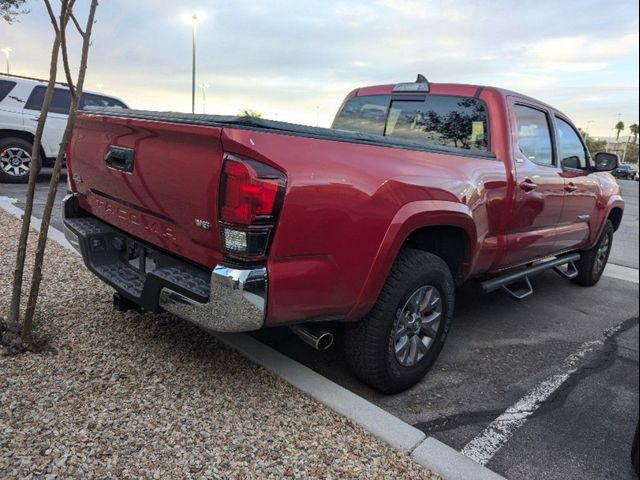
left=105, top=145, right=135, bottom=173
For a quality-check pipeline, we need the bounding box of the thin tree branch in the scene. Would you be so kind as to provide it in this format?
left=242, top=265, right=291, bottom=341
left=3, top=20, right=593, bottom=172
left=23, top=0, right=100, bottom=341
left=43, top=0, right=60, bottom=36
left=59, top=0, right=77, bottom=97
left=69, top=11, right=84, bottom=36
left=8, top=0, right=66, bottom=326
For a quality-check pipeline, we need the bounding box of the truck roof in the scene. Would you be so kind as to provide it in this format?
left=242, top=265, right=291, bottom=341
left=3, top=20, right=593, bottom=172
left=354, top=81, right=563, bottom=116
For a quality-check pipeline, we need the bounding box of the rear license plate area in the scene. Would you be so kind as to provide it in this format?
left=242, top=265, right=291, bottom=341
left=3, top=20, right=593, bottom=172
left=126, top=240, right=157, bottom=275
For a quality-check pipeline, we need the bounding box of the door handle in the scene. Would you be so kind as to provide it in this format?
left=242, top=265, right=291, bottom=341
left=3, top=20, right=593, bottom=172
left=564, top=182, right=578, bottom=193
left=105, top=145, right=135, bottom=173
left=519, top=179, right=537, bottom=192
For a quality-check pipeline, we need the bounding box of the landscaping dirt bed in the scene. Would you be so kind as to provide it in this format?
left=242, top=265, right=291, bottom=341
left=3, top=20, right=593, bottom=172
left=0, top=210, right=438, bottom=479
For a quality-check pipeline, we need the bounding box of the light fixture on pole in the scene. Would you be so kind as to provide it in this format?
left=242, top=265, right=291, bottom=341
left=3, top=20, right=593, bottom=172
left=199, top=82, right=210, bottom=114
left=1, top=47, right=11, bottom=74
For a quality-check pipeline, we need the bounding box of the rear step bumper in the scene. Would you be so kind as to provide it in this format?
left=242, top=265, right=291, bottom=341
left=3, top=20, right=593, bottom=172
left=62, top=193, right=267, bottom=333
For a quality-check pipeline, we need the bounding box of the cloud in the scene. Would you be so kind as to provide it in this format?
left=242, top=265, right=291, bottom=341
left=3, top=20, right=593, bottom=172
left=1, top=0, right=637, bottom=134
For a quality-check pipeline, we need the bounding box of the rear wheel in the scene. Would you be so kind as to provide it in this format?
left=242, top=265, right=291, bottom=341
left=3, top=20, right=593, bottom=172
left=0, top=137, right=36, bottom=184
left=344, top=249, right=454, bottom=393
left=572, top=220, right=614, bottom=286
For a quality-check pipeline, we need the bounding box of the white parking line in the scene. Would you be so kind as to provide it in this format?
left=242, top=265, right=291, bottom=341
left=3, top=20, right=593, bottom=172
left=460, top=320, right=629, bottom=465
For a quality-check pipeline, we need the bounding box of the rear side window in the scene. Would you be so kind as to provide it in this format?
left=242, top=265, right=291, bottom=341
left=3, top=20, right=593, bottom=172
left=333, top=94, right=489, bottom=152
left=333, top=95, right=390, bottom=135
left=555, top=117, right=588, bottom=169
left=513, top=105, right=554, bottom=166
left=80, top=93, right=127, bottom=109
left=0, top=79, right=17, bottom=102
left=386, top=96, right=489, bottom=151
left=25, top=86, right=71, bottom=115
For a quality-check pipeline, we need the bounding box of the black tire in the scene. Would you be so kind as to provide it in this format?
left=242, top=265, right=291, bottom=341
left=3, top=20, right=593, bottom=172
left=0, top=137, right=36, bottom=184
left=572, top=220, right=614, bottom=287
left=344, top=249, right=454, bottom=393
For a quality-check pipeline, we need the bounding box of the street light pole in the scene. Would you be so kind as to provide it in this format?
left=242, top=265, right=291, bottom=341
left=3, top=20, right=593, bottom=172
left=199, top=83, right=210, bottom=114
left=191, top=15, right=197, bottom=115
left=1, top=48, right=11, bottom=74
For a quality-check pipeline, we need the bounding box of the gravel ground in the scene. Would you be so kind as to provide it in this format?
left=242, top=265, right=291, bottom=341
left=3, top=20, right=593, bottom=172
left=0, top=210, right=438, bottom=479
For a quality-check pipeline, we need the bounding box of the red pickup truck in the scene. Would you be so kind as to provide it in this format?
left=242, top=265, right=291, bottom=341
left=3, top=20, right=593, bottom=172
left=63, top=76, right=624, bottom=392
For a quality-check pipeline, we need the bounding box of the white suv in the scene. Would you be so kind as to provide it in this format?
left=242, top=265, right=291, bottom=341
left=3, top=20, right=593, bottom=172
left=0, top=73, right=128, bottom=183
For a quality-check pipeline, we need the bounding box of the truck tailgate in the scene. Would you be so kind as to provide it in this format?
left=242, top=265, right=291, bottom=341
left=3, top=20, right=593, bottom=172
left=68, top=114, right=225, bottom=268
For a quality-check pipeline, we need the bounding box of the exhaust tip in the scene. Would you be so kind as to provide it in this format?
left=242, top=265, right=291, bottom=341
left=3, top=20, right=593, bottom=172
left=315, top=332, right=333, bottom=351
left=290, top=325, right=334, bottom=351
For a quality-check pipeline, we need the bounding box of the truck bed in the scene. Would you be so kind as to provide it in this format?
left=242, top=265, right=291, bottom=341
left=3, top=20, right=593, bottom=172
left=82, top=107, right=497, bottom=159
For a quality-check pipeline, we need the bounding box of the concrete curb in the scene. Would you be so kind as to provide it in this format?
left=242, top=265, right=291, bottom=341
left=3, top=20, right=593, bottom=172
left=0, top=196, right=76, bottom=254
left=413, top=438, right=506, bottom=480
left=215, top=332, right=426, bottom=453
left=604, top=263, right=639, bottom=284
left=0, top=197, right=508, bottom=479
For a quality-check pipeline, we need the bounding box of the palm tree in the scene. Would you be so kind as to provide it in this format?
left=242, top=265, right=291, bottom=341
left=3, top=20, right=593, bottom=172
left=615, top=121, right=625, bottom=141
left=630, top=123, right=639, bottom=144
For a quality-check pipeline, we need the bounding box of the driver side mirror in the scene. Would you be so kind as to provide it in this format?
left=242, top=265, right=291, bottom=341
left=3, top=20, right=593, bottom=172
left=593, top=152, right=619, bottom=172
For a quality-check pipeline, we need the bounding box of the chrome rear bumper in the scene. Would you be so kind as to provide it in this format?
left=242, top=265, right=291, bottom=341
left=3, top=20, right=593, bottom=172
left=159, top=266, right=267, bottom=332
left=62, top=193, right=267, bottom=332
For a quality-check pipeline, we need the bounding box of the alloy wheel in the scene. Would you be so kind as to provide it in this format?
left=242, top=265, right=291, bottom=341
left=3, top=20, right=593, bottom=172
left=0, top=147, right=32, bottom=177
left=593, top=232, right=611, bottom=276
left=394, top=285, right=442, bottom=367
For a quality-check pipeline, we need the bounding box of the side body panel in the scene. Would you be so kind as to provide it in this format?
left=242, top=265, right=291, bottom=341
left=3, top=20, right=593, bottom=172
left=222, top=86, right=513, bottom=325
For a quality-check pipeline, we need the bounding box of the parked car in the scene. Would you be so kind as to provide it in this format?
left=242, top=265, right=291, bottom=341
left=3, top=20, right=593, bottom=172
left=0, top=73, right=127, bottom=183
left=612, top=163, right=638, bottom=181
left=62, top=76, right=624, bottom=393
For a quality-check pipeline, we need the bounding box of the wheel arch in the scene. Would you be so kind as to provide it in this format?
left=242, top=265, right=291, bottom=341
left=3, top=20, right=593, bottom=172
left=608, top=206, right=623, bottom=231
left=346, top=200, right=476, bottom=321
left=0, top=129, right=47, bottom=161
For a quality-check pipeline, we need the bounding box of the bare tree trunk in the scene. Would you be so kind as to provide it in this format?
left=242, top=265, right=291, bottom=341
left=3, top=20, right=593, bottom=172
left=22, top=0, right=98, bottom=344
left=7, top=0, right=70, bottom=326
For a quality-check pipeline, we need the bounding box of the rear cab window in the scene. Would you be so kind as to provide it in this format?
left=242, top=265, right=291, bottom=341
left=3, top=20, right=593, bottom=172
left=333, top=94, right=489, bottom=153
left=0, top=79, right=17, bottom=102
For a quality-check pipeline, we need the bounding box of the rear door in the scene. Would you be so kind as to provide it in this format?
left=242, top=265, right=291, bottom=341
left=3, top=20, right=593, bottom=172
left=23, top=85, right=69, bottom=156
left=499, top=99, right=565, bottom=268
left=553, top=115, right=598, bottom=252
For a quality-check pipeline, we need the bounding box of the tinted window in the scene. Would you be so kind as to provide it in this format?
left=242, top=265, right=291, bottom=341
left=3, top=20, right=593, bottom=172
left=514, top=105, right=554, bottom=166
left=555, top=117, right=588, bottom=169
left=80, top=93, right=127, bottom=109
left=0, top=79, right=17, bottom=102
left=25, top=86, right=71, bottom=114
left=333, top=95, right=390, bottom=135
left=386, top=96, right=489, bottom=151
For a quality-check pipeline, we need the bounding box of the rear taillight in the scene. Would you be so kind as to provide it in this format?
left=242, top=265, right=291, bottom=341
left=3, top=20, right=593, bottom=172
left=219, top=153, right=286, bottom=260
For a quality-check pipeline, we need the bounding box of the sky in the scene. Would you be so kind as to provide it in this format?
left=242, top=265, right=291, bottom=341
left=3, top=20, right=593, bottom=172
left=1, top=0, right=638, bottom=137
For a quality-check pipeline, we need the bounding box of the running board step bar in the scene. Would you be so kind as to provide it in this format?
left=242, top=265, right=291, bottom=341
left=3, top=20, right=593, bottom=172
left=481, top=253, right=581, bottom=301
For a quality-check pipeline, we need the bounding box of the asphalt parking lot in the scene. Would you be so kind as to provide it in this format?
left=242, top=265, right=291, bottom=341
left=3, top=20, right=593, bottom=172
left=1, top=174, right=638, bottom=479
